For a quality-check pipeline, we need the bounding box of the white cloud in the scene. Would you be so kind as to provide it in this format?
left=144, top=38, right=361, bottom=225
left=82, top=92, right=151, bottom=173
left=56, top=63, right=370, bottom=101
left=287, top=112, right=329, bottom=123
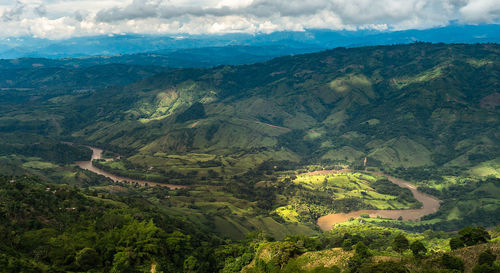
left=0, top=0, right=498, bottom=39
left=460, top=0, right=500, bottom=23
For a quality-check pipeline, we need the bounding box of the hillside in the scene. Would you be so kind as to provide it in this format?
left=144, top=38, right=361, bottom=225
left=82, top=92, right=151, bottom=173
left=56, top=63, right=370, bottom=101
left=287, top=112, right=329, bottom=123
left=1, top=43, right=499, bottom=234
left=62, top=43, right=499, bottom=176
left=1, top=42, right=500, bottom=272
left=1, top=175, right=497, bottom=273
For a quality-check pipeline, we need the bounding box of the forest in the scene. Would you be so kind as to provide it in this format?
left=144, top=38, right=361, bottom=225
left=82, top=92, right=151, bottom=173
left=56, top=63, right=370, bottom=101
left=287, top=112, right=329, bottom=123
left=0, top=43, right=499, bottom=272
left=1, top=175, right=498, bottom=272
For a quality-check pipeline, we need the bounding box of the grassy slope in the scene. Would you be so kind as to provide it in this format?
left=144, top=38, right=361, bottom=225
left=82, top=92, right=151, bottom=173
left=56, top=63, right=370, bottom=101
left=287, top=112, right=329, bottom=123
left=59, top=43, right=499, bottom=180
left=1, top=43, right=500, bottom=235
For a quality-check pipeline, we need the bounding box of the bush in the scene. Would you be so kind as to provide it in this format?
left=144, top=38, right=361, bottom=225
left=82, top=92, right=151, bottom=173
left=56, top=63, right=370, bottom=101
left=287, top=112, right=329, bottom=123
left=75, top=247, right=100, bottom=271
left=310, top=266, right=341, bottom=273
left=477, top=249, right=496, bottom=266
left=359, top=261, right=410, bottom=273
left=472, top=264, right=500, bottom=273
left=441, top=254, right=464, bottom=272
left=457, top=226, right=491, bottom=246
left=410, top=240, right=427, bottom=258
left=392, top=234, right=409, bottom=253
left=449, top=237, right=465, bottom=250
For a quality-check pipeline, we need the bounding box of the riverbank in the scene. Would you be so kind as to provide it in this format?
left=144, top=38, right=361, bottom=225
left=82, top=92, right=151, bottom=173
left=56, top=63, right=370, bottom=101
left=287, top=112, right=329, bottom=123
left=75, top=146, right=187, bottom=189
left=316, top=171, right=441, bottom=231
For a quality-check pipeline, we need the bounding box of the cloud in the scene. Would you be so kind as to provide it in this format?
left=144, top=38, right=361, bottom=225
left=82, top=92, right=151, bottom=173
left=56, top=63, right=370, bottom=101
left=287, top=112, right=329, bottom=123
left=1, top=0, right=25, bottom=22
left=0, top=0, right=499, bottom=39
left=460, top=0, right=500, bottom=23
left=34, top=4, right=47, bottom=17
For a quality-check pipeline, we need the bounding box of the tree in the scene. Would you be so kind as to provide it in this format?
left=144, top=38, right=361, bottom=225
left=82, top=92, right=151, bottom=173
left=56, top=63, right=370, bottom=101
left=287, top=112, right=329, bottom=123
left=392, top=234, right=409, bottom=253
left=347, top=242, right=372, bottom=273
left=110, top=250, right=134, bottom=273
left=359, top=261, right=410, bottom=273
left=410, top=240, right=427, bottom=258
left=342, top=238, right=354, bottom=251
left=441, top=254, right=464, bottom=272
left=471, top=248, right=500, bottom=273
left=183, top=256, right=199, bottom=273
left=354, top=242, right=372, bottom=260
left=449, top=237, right=465, bottom=250
left=457, top=226, right=490, bottom=246
left=270, top=241, right=305, bottom=268
left=477, top=249, right=496, bottom=266
left=75, top=248, right=100, bottom=271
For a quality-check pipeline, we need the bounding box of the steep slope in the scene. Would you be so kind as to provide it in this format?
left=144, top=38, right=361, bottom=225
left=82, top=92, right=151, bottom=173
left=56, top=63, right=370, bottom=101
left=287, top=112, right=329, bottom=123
left=65, top=43, right=499, bottom=177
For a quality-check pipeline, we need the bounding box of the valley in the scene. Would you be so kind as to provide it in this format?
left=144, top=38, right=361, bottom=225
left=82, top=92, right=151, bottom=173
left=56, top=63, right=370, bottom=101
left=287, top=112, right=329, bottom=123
left=0, top=42, right=499, bottom=272
left=77, top=145, right=441, bottom=229
left=75, top=146, right=187, bottom=189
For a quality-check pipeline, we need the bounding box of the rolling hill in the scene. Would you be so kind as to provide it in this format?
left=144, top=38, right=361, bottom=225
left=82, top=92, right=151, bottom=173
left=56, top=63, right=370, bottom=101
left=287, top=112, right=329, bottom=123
left=54, top=43, right=500, bottom=179
left=1, top=43, right=499, bottom=234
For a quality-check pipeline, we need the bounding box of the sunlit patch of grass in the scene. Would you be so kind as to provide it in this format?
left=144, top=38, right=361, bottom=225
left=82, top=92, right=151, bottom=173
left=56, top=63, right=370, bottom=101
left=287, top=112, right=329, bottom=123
left=368, top=137, right=433, bottom=168
left=321, top=146, right=364, bottom=162
left=392, top=65, right=444, bottom=89
left=446, top=207, right=461, bottom=221
left=329, top=74, right=373, bottom=95
left=306, top=129, right=322, bottom=139
left=275, top=206, right=300, bottom=222
left=286, top=248, right=352, bottom=271
left=288, top=171, right=417, bottom=213
left=22, top=161, right=58, bottom=170
left=470, top=158, right=500, bottom=177
left=466, top=58, right=493, bottom=68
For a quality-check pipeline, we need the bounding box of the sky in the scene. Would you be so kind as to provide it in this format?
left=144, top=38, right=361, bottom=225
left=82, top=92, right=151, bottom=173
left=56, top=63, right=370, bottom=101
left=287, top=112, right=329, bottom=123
left=0, top=0, right=499, bottom=39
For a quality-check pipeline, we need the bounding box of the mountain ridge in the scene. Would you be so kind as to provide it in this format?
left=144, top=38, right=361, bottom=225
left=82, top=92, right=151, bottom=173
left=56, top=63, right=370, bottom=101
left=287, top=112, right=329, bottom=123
left=18, top=43, right=488, bottom=187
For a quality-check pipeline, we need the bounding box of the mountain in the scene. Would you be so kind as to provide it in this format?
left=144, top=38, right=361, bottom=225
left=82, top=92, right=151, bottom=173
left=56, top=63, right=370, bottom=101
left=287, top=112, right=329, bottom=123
left=1, top=43, right=499, bottom=234
left=0, top=45, right=323, bottom=70
left=0, top=64, right=168, bottom=92
left=1, top=41, right=500, bottom=272
left=2, top=43, right=499, bottom=183
left=58, top=43, right=499, bottom=177
left=1, top=25, right=500, bottom=59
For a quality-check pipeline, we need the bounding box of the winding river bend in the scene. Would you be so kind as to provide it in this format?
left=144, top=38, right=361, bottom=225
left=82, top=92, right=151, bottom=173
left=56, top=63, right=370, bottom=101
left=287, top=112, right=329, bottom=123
left=76, top=146, right=440, bottom=229
left=75, top=146, right=187, bottom=189
left=316, top=172, right=441, bottom=231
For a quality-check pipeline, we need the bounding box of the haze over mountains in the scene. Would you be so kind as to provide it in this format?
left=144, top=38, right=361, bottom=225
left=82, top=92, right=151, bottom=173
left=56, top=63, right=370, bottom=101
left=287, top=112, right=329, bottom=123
left=1, top=24, right=500, bottom=61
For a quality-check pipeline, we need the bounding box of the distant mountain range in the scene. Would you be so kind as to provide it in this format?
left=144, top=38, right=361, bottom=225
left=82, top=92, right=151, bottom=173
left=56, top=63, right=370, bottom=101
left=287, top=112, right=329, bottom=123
left=0, top=45, right=322, bottom=69
left=0, top=24, right=499, bottom=62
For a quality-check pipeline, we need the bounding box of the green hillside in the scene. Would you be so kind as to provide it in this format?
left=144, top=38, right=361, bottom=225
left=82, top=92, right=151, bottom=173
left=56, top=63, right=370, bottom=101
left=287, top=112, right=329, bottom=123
left=1, top=43, right=500, bottom=272
left=1, top=175, right=498, bottom=273
left=1, top=43, right=499, bottom=231
left=57, top=43, right=499, bottom=178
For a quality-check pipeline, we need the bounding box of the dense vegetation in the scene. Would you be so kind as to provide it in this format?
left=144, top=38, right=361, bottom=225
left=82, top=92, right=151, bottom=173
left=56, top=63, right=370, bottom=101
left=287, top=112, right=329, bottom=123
left=1, top=43, right=499, bottom=271
left=1, top=175, right=498, bottom=272
left=0, top=175, right=226, bottom=272
left=40, top=43, right=496, bottom=185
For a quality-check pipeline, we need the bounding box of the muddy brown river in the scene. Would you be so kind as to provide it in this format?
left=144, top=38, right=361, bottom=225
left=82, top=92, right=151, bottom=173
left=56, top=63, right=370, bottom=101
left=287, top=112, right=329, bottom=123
left=316, top=172, right=441, bottom=230
left=76, top=147, right=439, bottom=228
left=75, top=146, right=187, bottom=189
